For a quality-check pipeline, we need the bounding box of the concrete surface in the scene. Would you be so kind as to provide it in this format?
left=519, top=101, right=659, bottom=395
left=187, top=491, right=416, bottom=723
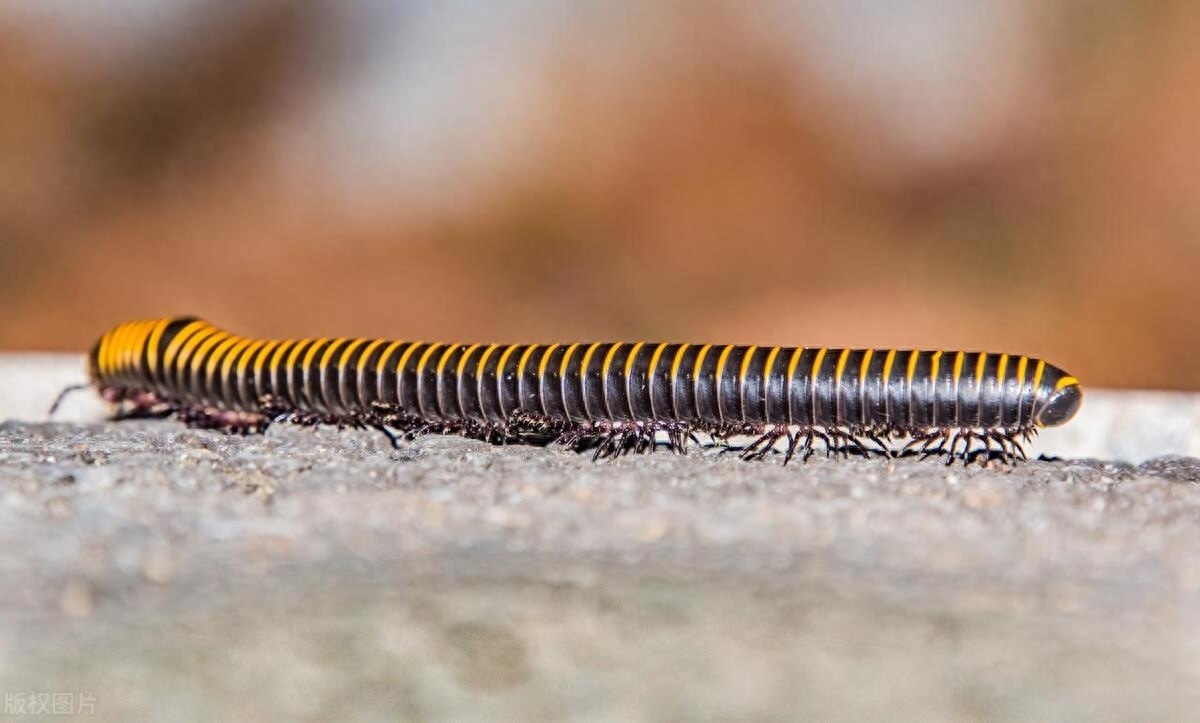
left=2, top=355, right=1200, bottom=720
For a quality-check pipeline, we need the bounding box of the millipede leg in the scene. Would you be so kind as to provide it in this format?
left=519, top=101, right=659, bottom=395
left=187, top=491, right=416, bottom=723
left=801, top=431, right=817, bottom=462
left=914, top=431, right=946, bottom=460
left=783, top=431, right=800, bottom=465
left=960, top=430, right=977, bottom=466
left=867, top=432, right=892, bottom=457
left=373, top=424, right=401, bottom=450
left=811, top=429, right=831, bottom=458
left=987, top=431, right=1010, bottom=465
left=843, top=432, right=870, bottom=459
left=944, top=431, right=964, bottom=465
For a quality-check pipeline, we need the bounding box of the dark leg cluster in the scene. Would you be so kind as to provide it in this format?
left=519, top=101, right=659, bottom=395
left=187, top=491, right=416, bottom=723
left=76, top=386, right=1033, bottom=466
left=899, top=426, right=1032, bottom=465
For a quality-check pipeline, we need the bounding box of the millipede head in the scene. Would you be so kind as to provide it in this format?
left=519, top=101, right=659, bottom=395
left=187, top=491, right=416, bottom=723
left=1034, top=377, right=1083, bottom=428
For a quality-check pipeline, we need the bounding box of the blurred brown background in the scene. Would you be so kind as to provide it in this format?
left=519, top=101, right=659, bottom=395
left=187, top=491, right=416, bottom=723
left=1, top=1, right=1197, bottom=389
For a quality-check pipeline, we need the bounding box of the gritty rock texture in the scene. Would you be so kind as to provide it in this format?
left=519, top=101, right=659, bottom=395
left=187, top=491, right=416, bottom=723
left=2, top=420, right=1200, bottom=720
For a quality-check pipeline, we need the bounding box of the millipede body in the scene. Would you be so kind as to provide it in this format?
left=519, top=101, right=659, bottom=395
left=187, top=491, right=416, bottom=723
left=83, top=317, right=1083, bottom=463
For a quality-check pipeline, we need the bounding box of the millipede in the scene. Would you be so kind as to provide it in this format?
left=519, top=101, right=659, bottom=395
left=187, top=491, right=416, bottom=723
left=65, top=317, right=1083, bottom=464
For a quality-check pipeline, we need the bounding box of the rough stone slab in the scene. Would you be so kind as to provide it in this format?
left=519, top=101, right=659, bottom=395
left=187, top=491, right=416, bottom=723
left=1, top=417, right=1200, bottom=719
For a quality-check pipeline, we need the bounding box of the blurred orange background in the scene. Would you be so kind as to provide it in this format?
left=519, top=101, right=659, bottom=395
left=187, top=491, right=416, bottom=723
left=1, top=1, right=1197, bottom=389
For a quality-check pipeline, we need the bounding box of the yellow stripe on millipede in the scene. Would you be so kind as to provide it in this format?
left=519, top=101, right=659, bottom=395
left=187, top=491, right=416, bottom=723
left=693, top=344, right=713, bottom=420
left=600, top=342, right=623, bottom=421
left=858, top=349, right=874, bottom=426
left=1055, top=375, right=1079, bottom=391
left=373, top=340, right=403, bottom=380
left=145, top=318, right=172, bottom=380
left=972, top=352, right=987, bottom=425
left=103, top=322, right=127, bottom=380
left=785, top=347, right=805, bottom=424
left=266, top=340, right=294, bottom=395
left=135, top=320, right=159, bottom=380
left=176, top=327, right=221, bottom=395
left=669, top=344, right=690, bottom=420
left=537, top=343, right=560, bottom=417
left=858, top=349, right=874, bottom=388
left=1031, top=359, right=1046, bottom=403
left=833, top=348, right=850, bottom=423
left=475, top=344, right=499, bottom=382
left=558, top=343, right=580, bottom=381
left=995, top=353, right=1009, bottom=405
left=125, top=320, right=153, bottom=380
left=881, top=349, right=897, bottom=385
left=906, top=350, right=920, bottom=425
left=299, top=339, right=331, bottom=404
left=453, top=344, right=481, bottom=419
left=928, top=350, right=942, bottom=425
left=646, top=343, right=669, bottom=420
left=921, top=345, right=940, bottom=386
left=245, top=339, right=273, bottom=382
left=715, top=344, right=735, bottom=423
left=536, top=344, right=559, bottom=383
left=559, top=343, right=582, bottom=420
left=1015, top=356, right=1029, bottom=426
left=516, top=344, right=540, bottom=412
left=352, top=339, right=384, bottom=389
left=454, top=343, right=481, bottom=379
left=236, top=339, right=268, bottom=405
left=1031, top=359, right=1048, bottom=427
left=218, top=338, right=253, bottom=400
left=474, top=344, right=499, bottom=419
left=332, top=338, right=367, bottom=410
left=337, top=338, right=368, bottom=374
left=123, top=321, right=147, bottom=380
left=159, top=321, right=197, bottom=378
left=115, top=321, right=139, bottom=379
left=905, top=349, right=919, bottom=387
left=203, top=336, right=241, bottom=401
left=811, top=348, right=828, bottom=425
left=495, top=344, right=521, bottom=417
left=621, top=341, right=644, bottom=420
left=623, top=342, right=644, bottom=378
left=580, top=342, right=604, bottom=420
left=951, top=351, right=964, bottom=395
left=120, top=317, right=150, bottom=379
left=189, top=331, right=232, bottom=398
left=811, top=348, right=828, bottom=386
left=204, top=335, right=240, bottom=381
left=495, top=344, right=519, bottom=384
left=430, top=344, right=456, bottom=419
left=738, top=345, right=757, bottom=423
left=313, top=338, right=347, bottom=409
left=136, top=320, right=159, bottom=379
left=761, top=346, right=781, bottom=424
left=172, top=324, right=217, bottom=377
left=285, top=339, right=315, bottom=404
left=668, top=344, right=689, bottom=385
left=389, top=340, right=418, bottom=390
left=319, top=338, right=348, bottom=379
left=414, top=343, right=443, bottom=419
left=881, top=349, right=897, bottom=423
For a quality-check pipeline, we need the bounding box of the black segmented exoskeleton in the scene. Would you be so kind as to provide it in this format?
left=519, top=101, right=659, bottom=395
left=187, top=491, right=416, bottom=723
left=79, top=317, right=1083, bottom=464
